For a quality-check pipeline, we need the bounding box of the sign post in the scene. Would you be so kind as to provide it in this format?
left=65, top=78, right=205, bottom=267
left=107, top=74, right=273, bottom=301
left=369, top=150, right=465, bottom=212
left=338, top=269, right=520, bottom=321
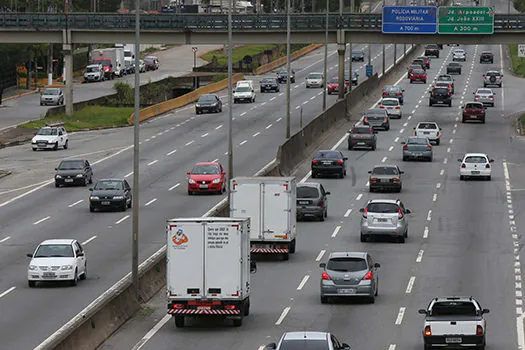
left=366, top=64, right=373, bottom=77
left=382, top=6, right=438, bottom=34
left=437, top=6, right=494, bottom=34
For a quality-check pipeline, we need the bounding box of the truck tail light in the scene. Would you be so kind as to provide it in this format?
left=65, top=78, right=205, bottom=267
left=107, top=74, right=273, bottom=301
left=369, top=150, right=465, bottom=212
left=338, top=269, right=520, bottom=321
left=337, top=159, right=343, bottom=165
left=321, top=271, right=331, bottom=280
left=461, top=163, right=466, bottom=168
left=393, top=178, right=400, bottom=183
left=437, top=131, right=440, bottom=137
left=398, top=209, right=404, bottom=219
left=486, top=163, right=491, bottom=169
left=384, top=118, right=388, bottom=122
left=312, top=160, right=318, bottom=165
left=362, top=207, right=368, bottom=219
left=397, top=92, right=402, bottom=95
left=403, top=144, right=408, bottom=150
left=476, top=325, right=484, bottom=335
left=362, top=271, right=373, bottom=280
left=173, top=304, right=185, bottom=309
left=424, top=325, right=432, bottom=336
left=224, top=305, right=236, bottom=310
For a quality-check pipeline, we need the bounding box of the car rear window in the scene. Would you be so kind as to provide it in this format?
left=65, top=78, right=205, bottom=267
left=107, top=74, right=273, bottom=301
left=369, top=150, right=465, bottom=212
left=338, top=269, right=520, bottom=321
left=408, top=138, right=428, bottom=145
left=465, top=156, right=487, bottom=163
left=465, top=103, right=483, bottom=109
left=477, top=89, right=492, bottom=94
left=353, top=127, right=371, bottom=134
left=382, top=99, right=398, bottom=106
left=413, top=69, right=425, bottom=74
left=327, top=257, right=367, bottom=272
left=297, top=186, right=319, bottom=198
left=315, top=151, right=340, bottom=159
left=372, top=166, right=398, bottom=175
left=433, top=88, right=449, bottom=95
left=418, top=123, right=437, bottom=129
left=367, top=202, right=399, bottom=213
left=279, top=339, right=329, bottom=350
left=431, top=301, right=477, bottom=316
left=486, top=72, right=500, bottom=76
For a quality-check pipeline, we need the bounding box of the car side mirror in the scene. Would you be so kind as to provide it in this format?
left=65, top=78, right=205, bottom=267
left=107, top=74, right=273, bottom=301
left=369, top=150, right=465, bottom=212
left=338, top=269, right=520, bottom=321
left=325, top=192, right=331, bottom=195
left=368, top=170, right=372, bottom=174
left=405, top=209, right=411, bottom=214
left=473, top=92, right=475, bottom=94
left=458, top=158, right=463, bottom=162
left=266, top=343, right=277, bottom=350
left=493, top=92, right=496, bottom=95
left=402, top=89, right=405, bottom=92
left=413, top=127, right=416, bottom=130
left=401, top=141, right=406, bottom=144
left=252, top=90, right=254, bottom=93
left=418, top=309, right=428, bottom=315
left=490, top=159, right=494, bottom=163
left=374, top=262, right=381, bottom=268
left=26, top=253, right=33, bottom=258
left=400, top=171, right=405, bottom=174
left=186, top=172, right=191, bottom=175
left=359, top=208, right=364, bottom=213
left=250, top=260, right=257, bottom=273
left=89, top=188, right=93, bottom=191
left=482, top=308, right=490, bottom=314
left=373, top=131, right=378, bottom=134
left=319, top=262, right=326, bottom=268
left=341, top=343, right=351, bottom=350
left=343, top=157, right=348, bottom=160
left=77, top=252, right=84, bottom=257
left=55, top=168, right=58, bottom=170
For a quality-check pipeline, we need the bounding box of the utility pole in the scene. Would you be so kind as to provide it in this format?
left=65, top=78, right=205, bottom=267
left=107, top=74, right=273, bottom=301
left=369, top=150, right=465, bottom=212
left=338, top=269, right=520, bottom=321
left=47, top=44, right=53, bottom=86
left=322, top=0, right=328, bottom=111
left=285, top=0, right=291, bottom=138
left=227, top=0, right=234, bottom=189
left=337, top=0, right=345, bottom=101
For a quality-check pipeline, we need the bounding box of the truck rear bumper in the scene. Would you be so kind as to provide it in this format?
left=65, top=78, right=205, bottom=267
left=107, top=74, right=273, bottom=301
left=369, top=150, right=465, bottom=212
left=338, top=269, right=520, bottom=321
left=167, top=300, right=245, bottom=318
left=251, top=241, right=290, bottom=253
left=423, top=335, right=485, bottom=347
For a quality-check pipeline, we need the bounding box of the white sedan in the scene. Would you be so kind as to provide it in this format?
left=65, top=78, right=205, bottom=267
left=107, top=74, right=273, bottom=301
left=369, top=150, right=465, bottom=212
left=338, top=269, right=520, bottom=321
left=458, top=153, right=494, bottom=181
left=414, top=121, right=441, bottom=145
left=452, top=49, right=466, bottom=61
left=27, top=239, right=87, bottom=287
left=379, top=98, right=402, bottom=119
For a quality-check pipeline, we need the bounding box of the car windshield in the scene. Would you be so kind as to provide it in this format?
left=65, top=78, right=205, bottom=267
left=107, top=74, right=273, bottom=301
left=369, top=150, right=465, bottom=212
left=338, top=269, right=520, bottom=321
left=192, top=165, right=219, bottom=174
left=278, top=339, right=330, bottom=350
left=486, top=72, right=500, bottom=76
left=352, top=51, right=363, bottom=55
left=308, top=73, right=322, bottom=79
left=330, top=77, right=339, bottom=83
left=418, top=123, right=437, bottom=129
left=364, top=110, right=386, bottom=117
left=413, top=69, right=425, bottom=74
left=144, top=58, right=154, bottom=63
left=372, top=166, right=398, bottom=175
left=385, top=87, right=399, bottom=92
left=277, top=70, right=288, bottom=75
left=43, top=89, right=60, bottom=95
left=37, top=128, right=58, bottom=136
left=438, top=75, right=452, bottom=81
left=236, top=86, right=251, bottom=92
left=86, top=66, right=100, bottom=73
left=94, top=181, right=123, bottom=190
left=465, top=103, right=483, bottom=109
left=465, top=156, right=487, bottom=163
left=58, top=160, right=84, bottom=170
left=327, top=257, right=367, bottom=272
left=482, top=52, right=492, bottom=55
left=408, top=65, right=420, bottom=70
left=353, top=127, right=371, bottom=134
left=367, top=202, right=399, bottom=213
left=435, top=83, right=449, bottom=87
left=382, top=99, right=398, bottom=106
left=431, top=302, right=477, bottom=316
left=34, top=244, right=74, bottom=258
left=433, top=88, right=449, bottom=94
left=297, top=186, right=319, bottom=198
left=261, top=78, right=275, bottom=83
left=454, top=49, right=465, bottom=54
left=315, top=151, right=340, bottom=159
left=198, top=95, right=215, bottom=102
left=408, top=138, right=428, bottom=145
left=477, top=89, right=492, bottom=94
left=448, top=63, right=459, bottom=66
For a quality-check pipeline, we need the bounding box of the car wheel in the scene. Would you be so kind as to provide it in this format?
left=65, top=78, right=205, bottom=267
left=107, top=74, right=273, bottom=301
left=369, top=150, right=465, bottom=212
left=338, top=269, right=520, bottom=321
left=481, top=119, right=486, bottom=124
left=320, top=296, right=328, bottom=304
left=319, top=213, right=325, bottom=222
left=348, top=144, right=352, bottom=150
left=360, top=232, right=367, bottom=242
left=89, top=175, right=93, bottom=184
left=282, top=253, right=289, bottom=261
left=429, top=101, right=432, bottom=107
left=368, top=295, right=375, bottom=303
left=53, top=142, right=59, bottom=151
left=188, top=190, right=193, bottom=195
left=448, top=102, right=452, bottom=107
left=385, top=125, right=390, bottom=131
left=460, top=175, right=465, bottom=181
left=289, top=239, right=296, bottom=253
left=80, top=263, right=87, bottom=280
left=435, top=139, right=440, bottom=145
left=462, top=118, right=466, bottom=123
left=128, top=198, right=132, bottom=208
left=339, top=170, right=345, bottom=178
left=369, top=187, right=374, bottom=193
left=311, top=172, right=317, bottom=178
left=28, top=280, right=36, bottom=288
left=397, top=186, right=402, bottom=193
left=375, top=280, right=379, bottom=296
left=70, top=269, right=78, bottom=286
left=409, top=80, right=413, bottom=84
left=121, top=202, right=127, bottom=211
left=83, top=177, right=88, bottom=187
left=423, top=80, right=427, bottom=84
left=403, top=156, right=407, bottom=162
left=372, top=144, right=376, bottom=151
left=398, top=235, right=405, bottom=243
left=196, top=110, right=201, bottom=115
left=428, top=157, right=433, bottom=162
left=90, top=205, right=95, bottom=212
left=174, top=316, right=185, bottom=328
left=487, top=175, right=491, bottom=181
left=63, top=140, right=68, bottom=149
left=32, top=148, right=37, bottom=151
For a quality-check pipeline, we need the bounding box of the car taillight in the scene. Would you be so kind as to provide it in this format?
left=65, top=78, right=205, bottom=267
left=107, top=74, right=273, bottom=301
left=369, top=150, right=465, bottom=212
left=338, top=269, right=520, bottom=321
left=475, top=95, right=480, bottom=98
left=312, top=160, right=318, bottom=165
left=321, top=271, right=331, bottom=280
left=448, top=92, right=451, bottom=96
left=437, top=132, right=440, bottom=137
left=364, top=117, right=369, bottom=122
left=424, top=325, right=432, bottom=336
left=384, top=118, right=388, bottom=122
left=370, top=129, right=374, bottom=135
left=362, top=207, right=368, bottom=219
left=403, top=144, right=408, bottom=150
left=395, top=106, right=401, bottom=109
left=393, top=178, right=400, bottom=183
left=476, top=325, right=484, bottom=336
left=380, top=105, right=385, bottom=108
left=317, top=200, right=325, bottom=207
left=426, top=145, right=432, bottom=151
left=448, top=85, right=451, bottom=89
left=486, top=163, right=491, bottom=169
left=410, top=73, right=414, bottom=77
left=362, top=271, right=373, bottom=280
left=397, top=92, right=402, bottom=95
left=414, top=131, right=417, bottom=136
left=350, top=128, right=354, bottom=133
left=398, top=208, right=404, bottom=219
left=370, top=177, right=377, bottom=183
left=383, top=92, right=388, bottom=95
left=461, top=163, right=466, bottom=168
left=489, top=95, right=493, bottom=99
left=337, top=159, right=343, bottom=165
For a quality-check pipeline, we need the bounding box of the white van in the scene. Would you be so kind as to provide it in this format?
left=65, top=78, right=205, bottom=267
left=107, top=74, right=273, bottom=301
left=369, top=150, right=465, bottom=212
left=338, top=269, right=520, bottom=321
left=234, top=80, right=256, bottom=103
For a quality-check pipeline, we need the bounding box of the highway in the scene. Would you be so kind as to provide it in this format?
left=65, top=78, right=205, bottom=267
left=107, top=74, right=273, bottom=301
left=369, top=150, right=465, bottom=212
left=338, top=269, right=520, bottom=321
left=0, top=38, right=404, bottom=349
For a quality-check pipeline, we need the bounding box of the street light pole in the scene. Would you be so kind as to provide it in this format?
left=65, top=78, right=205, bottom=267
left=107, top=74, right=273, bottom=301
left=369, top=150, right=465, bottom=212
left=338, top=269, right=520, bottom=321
left=367, top=0, right=371, bottom=67
left=322, top=0, right=328, bottom=111
left=192, top=47, right=198, bottom=68
left=131, top=0, right=141, bottom=300
left=285, top=0, right=291, bottom=139
left=227, top=0, right=234, bottom=190
left=381, top=0, right=385, bottom=76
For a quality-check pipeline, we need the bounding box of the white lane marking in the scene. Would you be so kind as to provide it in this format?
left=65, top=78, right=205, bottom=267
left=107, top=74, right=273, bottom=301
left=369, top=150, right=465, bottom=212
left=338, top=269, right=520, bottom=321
left=224, top=152, right=228, bottom=155
left=130, top=314, right=172, bottom=350
left=168, top=183, right=180, bottom=191
left=395, top=307, right=406, bottom=325
left=427, top=210, right=432, bottom=221
left=185, top=140, right=194, bottom=146
left=0, top=180, right=51, bottom=196
left=403, top=122, right=408, bottom=127
left=416, top=250, right=424, bottom=263
left=0, top=236, right=11, bottom=243
left=145, top=138, right=151, bottom=142
left=275, top=307, right=291, bottom=325
left=405, top=276, right=416, bottom=294
left=400, top=128, right=405, bottom=133
left=0, top=287, right=16, bottom=299
left=388, top=345, right=397, bottom=350
left=344, top=209, right=352, bottom=217
left=68, top=199, right=84, bottom=208
left=316, top=250, right=326, bottom=262
left=297, top=275, right=310, bottom=290
left=125, top=171, right=134, bottom=178
left=388, top=146, right=394, bottom=152
left=310, top=96, right=316, bottom=100
left=394, top=137, right=399, bottom=142
left=270, top=97, right=276, bottom=101
left=253, top=132, right=260, bottom=137
left=381, top=157, right=387, bottom=163
left=356, top=193, right=363, bottom=201
left=452, top=129, right=456, bottom=134
left=212, top=159, right=219, bottom=163
left=366, top=181, right=370, bottom=187
left=239, top=140, right=248, bottom=146
left=449, top=138, right=454, bottom=144
left=145, top=198, right=157, bottom=206
left=266, top=124, right=273, bottom=129
left=302, top=101, right=309, bottom=105
left=201, top=133, right=209, bottom=138
left=215, top=125, right=223, bottom=130
left=444, top=158, right=448, bottom=164
left=276, top=117, right=282, bottom=122
left=33, top=216, right=50, bottom=225
left=331, top=226, right=341, bottom=238
left=436, top=183, right=441, bottom=188
left=166, top=149, right=177, bottom=156
left=116, top=215, right=130, bottom=224
left=240, top=112, right=247, bottom=116
left=411, top=109, right=416, bottom=114
left=433, top=193, right=438, bottom=202
left=423, top=226, right=429, bottom=238
left=82, top=235, right=97, bottom=245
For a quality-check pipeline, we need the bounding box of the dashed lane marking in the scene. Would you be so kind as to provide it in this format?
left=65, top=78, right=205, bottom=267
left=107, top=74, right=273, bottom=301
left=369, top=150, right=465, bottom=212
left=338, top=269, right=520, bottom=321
left=0, top=287, right=16, bottom=299
left=201, top=133, right=209, bottom=138
left=0, top=236, right=11, bottom=243
left=147, top=160, right=158, bottom=166
left=185, top=141, right=194, bottom=146
left=253, top=132, right=260, bottom=137
left=115, top=215, right=130, bottom=224
left=416, top=250, right=424, bottom=263
left=215, top=125, right=223, bottom=130
left=344, top=209, right=352, bottom=217
left=423, top=226, right=429, bottom=239
left=125, top=171, right=134, bottom=178
left=395, top=307, right=406, bottom=325
left=168, top=183, right=180, bottom=191
left=427, top=210, right=432, bottom=221
left=275, top=307, right=291, bottom=325
left=212, top=158, right=219, bottom=163
left=266, top=124, right=273, bottom=129
left=82, top=235, right=97, bottom=245
left=356, top=193, right=363, bottom=201
left=315, top=250, right=326, bottom=262
left=405, top=276, right=416, bottom=294
left=381, top=157, right=387, bottom=163
left=239, top=140, right=248, bottom=146
left=433, top=193, right=437, bottom=202
left=332, top=226, right=341, bottom=238
left=145, top=198, right=157, bottom=206
left=297, top=275, right=310, bottom=290
left=68, top=199, right=84, bottom=208
left=166, top=149, right=177, bottom=156
left=33, top=216, right=50, bottom=225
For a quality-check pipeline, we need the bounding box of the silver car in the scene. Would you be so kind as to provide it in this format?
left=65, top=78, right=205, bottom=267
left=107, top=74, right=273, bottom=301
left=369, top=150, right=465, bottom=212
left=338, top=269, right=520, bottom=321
left=296, top=182, right=330, bottom=221
left=319, top=252, right=380, bottom=304
left=483, top=70, right=503, bottom=87
left=305, top=72, right=324, bottom=88
left=474, top=88, right=495, bottom=107
left=40, top=88, right=64, bottom=106
left=402, top=136, right=433, bottom=162
left=267, top=331, right=352, bottom=350
left=368, top=164, right=404, bottom=192
left=359, top=199, right=411, bottom=243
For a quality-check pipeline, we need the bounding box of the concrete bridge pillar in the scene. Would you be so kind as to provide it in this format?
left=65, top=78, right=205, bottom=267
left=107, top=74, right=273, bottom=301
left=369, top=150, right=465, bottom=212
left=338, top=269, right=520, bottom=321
left=337, top=29, right=345, bottom=101
left=62, top=30, right=74, bottom=117
left=348, top=41, right=353, bottom=94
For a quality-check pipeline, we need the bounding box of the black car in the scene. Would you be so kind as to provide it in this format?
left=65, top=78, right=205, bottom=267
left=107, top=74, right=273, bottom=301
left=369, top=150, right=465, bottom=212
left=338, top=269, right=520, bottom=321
left=446, top=62, right=462, bottom=75
left=89, top=179, right=132, bottom=212
left=311, top=150, right=348, bottom=179
left=351, top=50, right=365, bottom=61
left=407, top=64, right=422, bottom=78
left=480, top=51, right=494, bottom=63
left=195, top=94, right=222, bottom=114
left=55, top=159, right=93, bottom=187
left=429, top=87, right=452, bottom=107
left=344, top=71, right=359, bottom=86
left=424, top=44, right=440, bottom=58
left=276, top=69, right=295, bottom=83
left=260, top=77, right=280, bottom=93
left=363, top=108, right=390, bottom=131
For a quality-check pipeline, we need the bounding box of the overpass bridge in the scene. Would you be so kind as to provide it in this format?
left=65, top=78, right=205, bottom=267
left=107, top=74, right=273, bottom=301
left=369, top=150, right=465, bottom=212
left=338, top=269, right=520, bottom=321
left=0, top=12, right=523, bottom=45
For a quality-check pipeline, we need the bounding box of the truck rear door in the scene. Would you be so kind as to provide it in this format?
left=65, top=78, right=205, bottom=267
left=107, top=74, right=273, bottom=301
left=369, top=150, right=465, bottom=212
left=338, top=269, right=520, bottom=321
left=262, top=182, right=292, bottom=241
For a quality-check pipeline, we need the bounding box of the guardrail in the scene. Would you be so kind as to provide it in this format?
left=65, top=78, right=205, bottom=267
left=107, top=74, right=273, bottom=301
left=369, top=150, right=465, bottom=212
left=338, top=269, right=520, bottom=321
left=0, top=12, right=523, bottom=31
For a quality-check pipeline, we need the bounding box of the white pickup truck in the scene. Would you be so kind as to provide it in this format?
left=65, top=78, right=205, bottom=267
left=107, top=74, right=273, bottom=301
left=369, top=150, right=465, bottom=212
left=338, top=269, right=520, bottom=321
left=419, top=296, right=489, bottom=350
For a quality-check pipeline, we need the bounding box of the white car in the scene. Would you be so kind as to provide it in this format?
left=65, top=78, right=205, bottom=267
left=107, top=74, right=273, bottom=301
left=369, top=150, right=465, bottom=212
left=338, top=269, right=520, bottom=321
left=379, top=98, right=402, bottom=118
left=305, top=72, right=324, bottom=88
left=414, top=122, right=441, bottom=145
left=452, top=49, right=466, bottom=61
left=31, top=122, right=69, bottom=151
left=458, top=153, right=494, bottom=181
left=233, top=80, right=256, bottom=103
left=473, top=88, right=495, bottom=107
left=27, top=239, right=87, bottom=287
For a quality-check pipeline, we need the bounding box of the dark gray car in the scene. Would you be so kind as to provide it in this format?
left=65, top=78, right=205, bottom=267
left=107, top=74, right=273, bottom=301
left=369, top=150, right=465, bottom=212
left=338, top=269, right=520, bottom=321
left=368, top=165, right=404, bottom=192
left=296, top=183, right=330, bottom=221
left=351, top=50, right=365, bottom=61
left=402, top=136, right=433, bottom=162
left=362, top=109, right=390, bottom=131
left=260, top=77, right=280, bottom=92
left=55, top=159, right=93, bottom=187
left=348, top=124, right=377, bottom=150
left=311, top=150, right=348, bottom=178
left=89, top=179, right=132, bottom=212
left=320, top=252, right=380, bottom=304
left=277, top=69, right=295, bottom=83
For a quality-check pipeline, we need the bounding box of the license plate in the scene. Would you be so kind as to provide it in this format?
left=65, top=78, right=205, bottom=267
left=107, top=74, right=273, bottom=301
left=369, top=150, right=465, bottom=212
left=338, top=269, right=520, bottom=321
left=322, top=161, right=332, bottom=165
left=423, top=131, right=430, bottom=135
left=101, top=201, right=110, bottom=205
left=43, top=272, right=56, bottom=278
left=445, top=338, right=462, bottom=344
left=38, top=143, right=46, bottom=147
left=357, top=142, right=366, bottom=145
left=471, top=171, right=480, bottom=175
left=377, top=218, right=388, bottom=222
left=437, top=101, right=444, bottom=104
left=199, top=184, right=208, bottom=189
left=338, top=288, right=355, bottom=294
left=380, top=179, right=389, bottom=183
left=386, top=107, right=393, bottom=109
left=298, top=200, right=310, bottom=205
left=65, top=179, right=73, bottom=183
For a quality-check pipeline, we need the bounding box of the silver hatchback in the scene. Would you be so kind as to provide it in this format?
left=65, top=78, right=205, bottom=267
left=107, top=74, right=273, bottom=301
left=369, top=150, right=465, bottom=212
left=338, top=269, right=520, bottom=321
left=296, top=183, right=330, bottom=221
left=359, top=199, right=411, bottom=243
left=320, top=252, right=380, bottom=304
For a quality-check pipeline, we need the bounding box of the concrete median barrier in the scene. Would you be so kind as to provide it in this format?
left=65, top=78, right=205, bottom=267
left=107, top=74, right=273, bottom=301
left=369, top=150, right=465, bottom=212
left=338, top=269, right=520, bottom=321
left=253, top=43, right=324, bottom=76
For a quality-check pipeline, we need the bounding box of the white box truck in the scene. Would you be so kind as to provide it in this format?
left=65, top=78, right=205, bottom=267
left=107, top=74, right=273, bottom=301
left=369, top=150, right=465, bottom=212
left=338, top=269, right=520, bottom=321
left=90, top=47, right=125, bottom=78
left=230, top=177, right=297, bottom=260
left=166, top=217, right=255, bottom=328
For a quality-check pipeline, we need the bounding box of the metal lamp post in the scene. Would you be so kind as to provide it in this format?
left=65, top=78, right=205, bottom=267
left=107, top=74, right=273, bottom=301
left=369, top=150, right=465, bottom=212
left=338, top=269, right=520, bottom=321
left=192, top=47, right=198, bottom=68
left=227, top=0, right=234, bottom=191
left=285, top=0, right=291, bottom=139
left=322, top=0, right=328, bottom=111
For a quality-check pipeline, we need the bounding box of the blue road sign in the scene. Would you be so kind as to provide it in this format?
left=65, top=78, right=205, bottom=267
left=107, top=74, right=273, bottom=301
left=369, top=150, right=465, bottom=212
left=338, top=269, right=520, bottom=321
left=366, top=64, right=373, bottom=77
left=382, top=6, right=438, bottom=34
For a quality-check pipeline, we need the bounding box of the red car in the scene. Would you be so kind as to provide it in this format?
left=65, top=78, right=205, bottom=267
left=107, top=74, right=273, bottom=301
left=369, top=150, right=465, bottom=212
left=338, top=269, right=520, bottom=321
left=327, top=77, right=348, bottom=95
left=187, top=162, right=227, bottom=195
left=416, top=56, right=431, bottom=69
left=409, top=69, right=427, bottom=84
left=462, top=102, right=486, bottom=123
